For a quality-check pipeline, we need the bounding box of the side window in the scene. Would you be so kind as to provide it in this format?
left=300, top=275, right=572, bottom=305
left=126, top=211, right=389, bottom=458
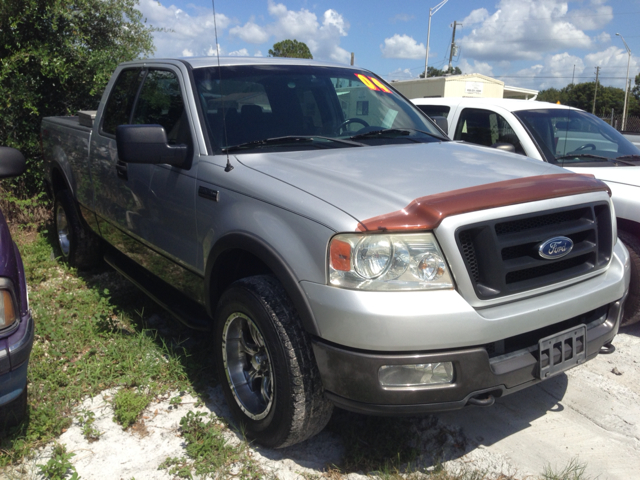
left=454, top=108, right=524, bottom=154
left=416, top=105, right=450, bottom=119
left=133, top=69, right=191, bottom=146
left=454, top=108, right=493, bottom=146
left=101, top=68, right=144, bottom=136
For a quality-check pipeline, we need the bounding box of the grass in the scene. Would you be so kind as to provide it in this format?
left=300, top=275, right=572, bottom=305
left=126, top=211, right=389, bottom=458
left=0, top=210, right=595, bottom=480
left=0, top=224, right=215, bottom=467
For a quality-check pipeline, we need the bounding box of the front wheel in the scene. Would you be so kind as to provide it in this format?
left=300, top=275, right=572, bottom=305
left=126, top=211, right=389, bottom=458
left=214, top=275, right=333, bottom=448
left=619, top=230, right=640, bottom=327
left=54, top=189, right=103, bottom=269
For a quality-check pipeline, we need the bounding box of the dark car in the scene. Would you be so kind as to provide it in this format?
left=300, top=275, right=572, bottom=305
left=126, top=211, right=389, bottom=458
left=0, top=146, right=33, bottom=429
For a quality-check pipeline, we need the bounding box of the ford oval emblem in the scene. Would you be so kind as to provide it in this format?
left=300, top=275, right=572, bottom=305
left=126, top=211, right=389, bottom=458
left=538, top=236, right=573, bottom=260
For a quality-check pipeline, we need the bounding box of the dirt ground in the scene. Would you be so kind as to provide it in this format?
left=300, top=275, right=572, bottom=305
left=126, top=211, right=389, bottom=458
left=7, top=321, right=640, bottom=480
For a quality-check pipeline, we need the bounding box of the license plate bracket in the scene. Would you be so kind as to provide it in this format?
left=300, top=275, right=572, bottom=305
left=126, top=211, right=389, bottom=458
left=538, top=324, right=587, bottom=379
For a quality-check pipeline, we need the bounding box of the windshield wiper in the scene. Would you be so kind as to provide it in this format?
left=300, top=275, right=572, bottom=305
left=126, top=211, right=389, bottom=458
left=222, top=135, right=364, bottom=153
left=556, top=153, right=609, bottom=161
left=614, top=154, right=640, bottom=165
left=349, top=128, right=444, bottom=141
left=555, top=153, right=633, bottom=166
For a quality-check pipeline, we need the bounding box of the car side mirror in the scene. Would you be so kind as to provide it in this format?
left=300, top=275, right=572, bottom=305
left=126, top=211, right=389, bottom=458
left=116, top=125, right=188, bottom=168
left=0, top=146, right=26, bottom=178
left=491, top=142, right=516, bottom=153
left=430, top=116, right=448, bottom=136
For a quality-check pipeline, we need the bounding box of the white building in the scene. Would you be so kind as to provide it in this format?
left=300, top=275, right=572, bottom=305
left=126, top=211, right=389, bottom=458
left=391, top=73, right=538, bottom=100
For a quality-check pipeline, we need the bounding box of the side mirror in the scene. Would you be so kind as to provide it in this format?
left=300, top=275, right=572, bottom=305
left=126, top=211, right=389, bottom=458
left=430, top=116, right=448, bottom=136
left=0, top=147, right=26, bottom=178
left=491, top=142, right=516, bottom=153
left=116, top=125, right=188, bottom=167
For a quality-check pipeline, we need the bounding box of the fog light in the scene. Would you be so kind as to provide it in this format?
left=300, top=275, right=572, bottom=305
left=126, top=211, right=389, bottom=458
left=378, top=362, right=454, bottom=387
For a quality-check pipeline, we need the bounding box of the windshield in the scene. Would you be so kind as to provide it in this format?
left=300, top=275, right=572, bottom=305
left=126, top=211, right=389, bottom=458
left=193, top=65, right=445, bottom=153
left=513, top=108, right=640, bottom=166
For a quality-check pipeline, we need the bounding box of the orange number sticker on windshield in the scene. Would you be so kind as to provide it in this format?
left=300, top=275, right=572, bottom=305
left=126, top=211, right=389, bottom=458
left=355, top=74, right=393, bottom=94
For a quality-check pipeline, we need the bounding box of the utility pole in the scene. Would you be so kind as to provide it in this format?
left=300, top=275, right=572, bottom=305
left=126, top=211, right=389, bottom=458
left=350, top=52, right=354, bottom=66
left=448, top=21, right=461, bottom=73
left=571, top=65, right=575, bottom=86
left=616, top=33, right=631, bottom=131
left=592, top=66, right=600, bottom=115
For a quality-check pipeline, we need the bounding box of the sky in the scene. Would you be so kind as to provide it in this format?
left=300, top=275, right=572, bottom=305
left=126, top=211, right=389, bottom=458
left=135, top=0, right=640, bottom=92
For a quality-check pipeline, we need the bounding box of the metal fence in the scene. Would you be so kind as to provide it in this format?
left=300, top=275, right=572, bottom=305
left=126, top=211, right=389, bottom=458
left=599, top=114, right=640, bottom=133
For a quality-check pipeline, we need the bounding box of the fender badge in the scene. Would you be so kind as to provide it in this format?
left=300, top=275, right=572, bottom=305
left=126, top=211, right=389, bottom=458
left=538, top=236, right=573, bottom=260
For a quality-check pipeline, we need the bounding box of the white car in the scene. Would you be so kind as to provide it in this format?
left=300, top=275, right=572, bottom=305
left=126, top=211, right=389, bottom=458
left=412, top=97, right=640, bottom=326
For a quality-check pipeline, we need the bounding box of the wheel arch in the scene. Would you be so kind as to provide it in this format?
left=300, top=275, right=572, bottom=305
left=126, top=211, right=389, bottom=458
left=50, top=165, right=71, bottom=197
left=617, top=217, right=640, bottom=240
left=205, top=233, right=321, bottom=336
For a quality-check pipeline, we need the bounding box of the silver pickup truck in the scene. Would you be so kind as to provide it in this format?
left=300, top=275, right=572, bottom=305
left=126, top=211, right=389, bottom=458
left=41, top=57, right=629, bottom=448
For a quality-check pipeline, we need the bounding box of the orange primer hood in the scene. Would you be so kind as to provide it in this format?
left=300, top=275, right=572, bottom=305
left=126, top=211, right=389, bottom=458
left=356, top=173, right=610, bottom=232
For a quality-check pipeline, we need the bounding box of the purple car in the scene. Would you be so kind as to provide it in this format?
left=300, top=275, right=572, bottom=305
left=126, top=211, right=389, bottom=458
left=0, top=146, right=33, bottom=429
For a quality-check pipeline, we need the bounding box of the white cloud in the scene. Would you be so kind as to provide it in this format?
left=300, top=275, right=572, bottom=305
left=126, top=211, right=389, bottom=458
left=458, top=59, right=494, bottom=77
left=137, top=0, right=231, bottom=58
left=513, top=53, right=585, bottom=89
left=381, top=34, right=426, bottom=59
left=594, top=32, right=611, bottom=44
left=205, top=44, right=222, bottom=57
left=138, top=0, right=350, bottom=63
left=462, top=8, right=489, bottom=25
left=254, top=50, right=264, bottom=57
left=457, top=0, right=598, bottom=62
left=229, top=20, right=270, bottom=44
left=386, top=68, right=417, bottom=81
left=584, top=47, right=639, bottom=89
left=264, top=1, right=350, bottom=63
left=390, top=13, right=415, bottom=24
left=566, top=4, right=613, bottom=30
left=229, top=48, right=250, bottom=57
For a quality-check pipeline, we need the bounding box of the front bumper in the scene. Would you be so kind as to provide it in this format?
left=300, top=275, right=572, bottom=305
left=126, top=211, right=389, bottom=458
left=0, top=312, right=34, bottom=407
left=313, top=296, right=623, bottom=415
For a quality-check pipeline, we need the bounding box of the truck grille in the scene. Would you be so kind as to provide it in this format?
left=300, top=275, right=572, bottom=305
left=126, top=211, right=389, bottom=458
left=456, top=202, right=612, bottom=300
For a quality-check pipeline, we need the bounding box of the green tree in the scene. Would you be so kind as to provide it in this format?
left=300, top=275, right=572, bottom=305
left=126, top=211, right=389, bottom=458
left=419, top=66, right=462, bottom=78
left=268, top=39, right=313, bottom=59
left=632, top=73, right=640, bottom=101
left=537, top=82, right=640, bottom=118
left=0, top=0, right=156, bottom=196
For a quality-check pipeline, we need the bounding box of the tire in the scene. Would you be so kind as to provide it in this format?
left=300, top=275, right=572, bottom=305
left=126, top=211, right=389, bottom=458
left=619, top=230, right=640, bottom=327
left=214, top=275, right=333, bottom=448
left=0, top=386, right=27, bottom=429
left=54, top=189, right=103, bottom=269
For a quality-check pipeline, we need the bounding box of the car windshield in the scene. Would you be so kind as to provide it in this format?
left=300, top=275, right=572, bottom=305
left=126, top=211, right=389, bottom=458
left=513, top=108, right=640, bottom=166
left=193, top=65, right=446, bottom=153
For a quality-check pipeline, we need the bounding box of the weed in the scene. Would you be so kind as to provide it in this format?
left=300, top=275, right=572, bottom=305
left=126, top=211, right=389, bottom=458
left=158, top=411, right=264, bottom=479
left=0, top=188, right=50, bottom=228
left=112, top=388, right=150, bottom=429
left=77, top=410, right=101, bottom=442
left=37, top=443, right=79, bottom=480
left=326, top=410, right=420, bottom=474
left=542, top=458, right=591, bottom=480
left=170, top=395, right=183, bottom=406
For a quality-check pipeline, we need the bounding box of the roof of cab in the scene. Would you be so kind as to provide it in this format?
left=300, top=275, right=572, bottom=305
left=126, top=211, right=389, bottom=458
left=410, top=97, right=582, bottom=113
left=133, top=56, right=358, bottom=70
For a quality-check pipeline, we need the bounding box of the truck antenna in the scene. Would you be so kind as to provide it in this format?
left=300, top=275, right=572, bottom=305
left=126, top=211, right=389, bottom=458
left=211, top=0, right=233, bottom=172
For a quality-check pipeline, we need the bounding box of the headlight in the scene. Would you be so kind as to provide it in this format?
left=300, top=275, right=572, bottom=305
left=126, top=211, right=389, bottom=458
left=0, top=289, right=17, bottom=329
left=329, top=232, right=454, bottom=290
